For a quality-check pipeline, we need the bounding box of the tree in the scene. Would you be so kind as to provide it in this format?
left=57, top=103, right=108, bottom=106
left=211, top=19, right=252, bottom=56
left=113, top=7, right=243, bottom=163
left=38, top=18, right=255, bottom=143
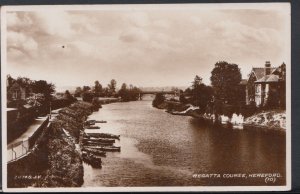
left=64, top=90, right=76, bottom=102
left=74, top=87, right=82, bottom=97
left=152, top=92, right=165, bottom=107
left=131, top=86, right=142, bottom=101
left=82, top=91, right=94, bottom=102
left=192, top=75, right=202, bottom=89
left=179, top=94, right=188, bottom=104
left=118, top=83, right=141, bottom=102
left=118, top=83, right=128, bottom=101
left=108, top=79, right=117, bottom=96
left=190, top=75, right=214, bottom=112
left=94, top=80, right=103, bottom=97
left=184, top=87, right=192, bottom=96
left=32, top=80, right=55, bottom=101
left=102, top=87, right=110, bottom=97
left=265, top=88, right=280, bottom=108
left=210, top=61, right=242, bottom=104
left=7, top=75, right=14, bottom=88
left=82, top=86, right=91, bottom=92
left=121, top=83, right=127, bottom=90
left=91, top=97, right=101, bottom=111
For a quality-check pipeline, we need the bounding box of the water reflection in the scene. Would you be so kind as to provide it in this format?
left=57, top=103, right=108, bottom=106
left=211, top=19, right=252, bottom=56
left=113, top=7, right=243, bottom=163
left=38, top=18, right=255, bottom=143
left=83, top=99, right=286, bottom=187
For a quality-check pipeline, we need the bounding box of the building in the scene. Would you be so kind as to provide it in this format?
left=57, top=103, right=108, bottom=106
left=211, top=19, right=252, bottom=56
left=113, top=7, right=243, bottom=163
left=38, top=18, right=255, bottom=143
left=246, top=61, right=286, bottom=107
left=7, top=82, right=27, bottom=101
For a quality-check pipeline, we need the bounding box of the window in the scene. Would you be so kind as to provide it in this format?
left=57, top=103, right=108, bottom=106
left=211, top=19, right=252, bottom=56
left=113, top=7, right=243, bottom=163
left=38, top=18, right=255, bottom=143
left=256, top=84, right=260, bottom=93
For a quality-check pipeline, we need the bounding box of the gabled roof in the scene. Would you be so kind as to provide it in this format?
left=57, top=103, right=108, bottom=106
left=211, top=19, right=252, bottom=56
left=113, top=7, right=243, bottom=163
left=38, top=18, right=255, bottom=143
left=9, top=82, right=24, bottom=91
left=251, top=67, right=276, bottom=80
left=255, top=74, right=280, bottom=83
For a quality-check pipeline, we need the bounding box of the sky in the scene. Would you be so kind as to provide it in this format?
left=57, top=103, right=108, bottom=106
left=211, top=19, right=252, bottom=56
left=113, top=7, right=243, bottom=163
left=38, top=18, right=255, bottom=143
left=4, top=4, right=290, bottom=91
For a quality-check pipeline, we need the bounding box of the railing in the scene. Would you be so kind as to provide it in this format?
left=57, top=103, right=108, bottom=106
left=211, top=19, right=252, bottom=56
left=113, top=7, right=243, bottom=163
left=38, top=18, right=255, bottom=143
left=7, top=139, right=29, bottom=162
left=29, top=117, right=49, bottom=148
left=7, top=116, right=50, bottom=163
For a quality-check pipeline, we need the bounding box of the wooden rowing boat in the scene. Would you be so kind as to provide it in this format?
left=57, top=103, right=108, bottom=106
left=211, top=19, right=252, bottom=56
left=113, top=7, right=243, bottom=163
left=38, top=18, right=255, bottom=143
left=86, top=132, right=120, bottom=140
left=84, top=145, right=121, bottom=152
left=82, top=152, right=102, bottom=168
left=82, top=147, right=106, bottom=157
left=83, top=140, right=114, bottom=146
left=83, top=137, right=115, bottom=144
left=85, top=126, right=100, bottom=129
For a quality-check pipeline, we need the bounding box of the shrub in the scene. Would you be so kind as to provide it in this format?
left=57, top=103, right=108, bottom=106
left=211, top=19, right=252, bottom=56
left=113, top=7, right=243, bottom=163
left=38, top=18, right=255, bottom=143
left=152, top=93, right=165, bottom=108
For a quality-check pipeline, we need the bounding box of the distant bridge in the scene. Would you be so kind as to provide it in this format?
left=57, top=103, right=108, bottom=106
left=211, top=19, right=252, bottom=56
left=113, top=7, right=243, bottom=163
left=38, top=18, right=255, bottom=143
left=138, top=91, right=178, bottom=100
left=139, top=91, right=176, bottom=95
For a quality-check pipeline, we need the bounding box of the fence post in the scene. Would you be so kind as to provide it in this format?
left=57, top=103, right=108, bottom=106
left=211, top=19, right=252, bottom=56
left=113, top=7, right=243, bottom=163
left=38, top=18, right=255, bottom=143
left=22, top=139, right=28, bottom=154
left=12, top=146, right=16, bottom=160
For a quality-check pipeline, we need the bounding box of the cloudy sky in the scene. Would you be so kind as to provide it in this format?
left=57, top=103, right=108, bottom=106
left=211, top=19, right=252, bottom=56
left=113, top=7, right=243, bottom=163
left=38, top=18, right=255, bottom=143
left=4, top=4, right=290, bottom=90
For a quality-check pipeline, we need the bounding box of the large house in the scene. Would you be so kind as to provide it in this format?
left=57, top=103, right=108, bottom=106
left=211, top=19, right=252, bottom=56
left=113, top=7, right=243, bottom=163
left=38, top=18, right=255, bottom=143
left=246, top=61, right=286, bottom=107
left=7, top=82, right=27, bottom=101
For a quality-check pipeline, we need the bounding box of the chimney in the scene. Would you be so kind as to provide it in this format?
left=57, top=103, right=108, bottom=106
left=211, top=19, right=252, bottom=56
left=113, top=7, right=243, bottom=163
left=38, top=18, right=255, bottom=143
left=265, top=61, right=271, bottom=76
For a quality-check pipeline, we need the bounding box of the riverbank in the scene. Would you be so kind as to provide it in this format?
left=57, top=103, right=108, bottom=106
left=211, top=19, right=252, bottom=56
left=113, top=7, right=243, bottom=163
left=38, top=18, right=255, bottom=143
left=154, top=101, right=286, bottom=131
left=244, top=110, right=286, bottom=131
left=81, top=99, right=286, bottom=186
left=37, top=101, right=94, bottom=187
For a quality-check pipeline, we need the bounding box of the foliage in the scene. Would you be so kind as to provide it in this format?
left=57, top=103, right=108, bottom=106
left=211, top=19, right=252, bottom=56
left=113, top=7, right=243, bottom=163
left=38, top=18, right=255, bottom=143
left=118, top=83, right=141, bottom=102
left=26, top=93, right=45, bottom=107
left=152, top=92, right=166, bottom=107
left=265, top=88, right=280, bottom=108
left=179, top=94, right=188, bottom=104
left=192, top=75, right=202, bottom=89
left=74, top=87, right=82, bottom=97
left=107, top=79, right=117, bottom=96
left=246, top=72, right=256, bottom=103
left=82, top=92, right=94, bottom=103
left=7, top=75, right=56, bottom=108
left=210, top=61, right=242, bottom=104
left=64, top=90, right=77, bottom=102
left=32, top=80, right=55, bottom=101
left=93, top=80, right=103, bottom=97
left=188, top=75, right=214, bottom=112
left=82, top=86, right=91, bottom=92
left=91, top=97, right=101, bottom=111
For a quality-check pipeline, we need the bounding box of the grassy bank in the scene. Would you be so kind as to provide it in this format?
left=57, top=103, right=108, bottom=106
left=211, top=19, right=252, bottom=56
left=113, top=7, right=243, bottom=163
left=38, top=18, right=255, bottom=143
left=244, top=110, right=286, bottom=131
left=38, top=101, right=94, bottom=187
left=153, top=99, right=286, bottom=131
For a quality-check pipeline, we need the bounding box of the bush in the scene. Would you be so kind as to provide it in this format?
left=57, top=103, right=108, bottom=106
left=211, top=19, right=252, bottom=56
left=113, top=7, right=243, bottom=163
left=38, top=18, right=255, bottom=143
left=82, top=92, right=94, bottom=103
left=179, top=94, right=188, bottom=104
left=152, top=93, right=165, bottom=108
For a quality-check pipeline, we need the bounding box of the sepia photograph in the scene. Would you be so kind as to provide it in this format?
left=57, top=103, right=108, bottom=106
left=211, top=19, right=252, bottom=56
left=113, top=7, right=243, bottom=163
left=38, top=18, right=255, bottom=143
left=1, top=3, right=291, bottom=192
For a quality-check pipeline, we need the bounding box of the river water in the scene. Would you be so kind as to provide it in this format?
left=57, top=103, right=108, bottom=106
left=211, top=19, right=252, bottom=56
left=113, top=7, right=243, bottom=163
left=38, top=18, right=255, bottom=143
left=83, top=96, right=286, bottom=187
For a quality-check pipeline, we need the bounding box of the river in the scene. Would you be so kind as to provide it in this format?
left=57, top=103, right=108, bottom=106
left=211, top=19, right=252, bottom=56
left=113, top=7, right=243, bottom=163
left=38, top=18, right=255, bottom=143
left=83, top=96, right=286, bottom=187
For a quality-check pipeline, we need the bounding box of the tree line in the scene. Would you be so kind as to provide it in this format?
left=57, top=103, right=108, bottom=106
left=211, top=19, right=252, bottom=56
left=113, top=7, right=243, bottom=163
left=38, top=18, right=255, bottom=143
left=7, top=75, right=55, bottom=102
left=7, top=75, right=77, bottom=115
left=153, top=61, right=253, bottom=117
left=74, top=79, right=142, bottom=102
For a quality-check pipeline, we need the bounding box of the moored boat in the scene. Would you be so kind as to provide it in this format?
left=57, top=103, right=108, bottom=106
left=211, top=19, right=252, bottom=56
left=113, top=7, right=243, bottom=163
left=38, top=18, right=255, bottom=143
left=82, top=152, right=102, bottom=168
left=95, top=120, right=107, bottom=123
left=86, top=126, right=100, bottom=129
left=82, top=147, right=106, bottom=157
left=83, top=140, right=114, bottom=146
left=85, top=145, right=121, bottom=152
left=86, top=132, right=120, bottom=140
left=83, top=137, right=115, bottom=144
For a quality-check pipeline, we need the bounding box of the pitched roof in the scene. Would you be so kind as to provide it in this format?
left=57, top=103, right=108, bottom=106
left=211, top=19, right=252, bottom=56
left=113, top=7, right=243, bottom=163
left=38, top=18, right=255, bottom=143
left=255, top=74, right=280, bottom=83
left=251, top=67, right=276, bottom=80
